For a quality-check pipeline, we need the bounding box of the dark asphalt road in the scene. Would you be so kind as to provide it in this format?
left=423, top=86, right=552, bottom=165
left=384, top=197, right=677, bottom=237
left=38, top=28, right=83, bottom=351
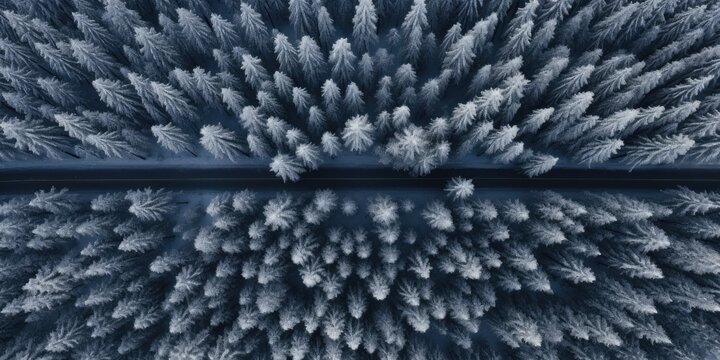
left=0, top=167, right=718, bottom=192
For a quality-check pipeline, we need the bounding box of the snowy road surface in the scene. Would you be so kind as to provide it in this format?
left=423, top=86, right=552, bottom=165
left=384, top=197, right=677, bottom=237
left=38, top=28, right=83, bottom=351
left=0, top=167, right=718, bottom=192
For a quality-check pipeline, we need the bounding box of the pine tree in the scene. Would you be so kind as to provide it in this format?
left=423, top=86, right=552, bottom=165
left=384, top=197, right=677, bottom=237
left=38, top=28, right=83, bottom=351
left=622, top=135, right=695, bottom=167
left=446, top=177, right=475, bottom=200
left=270, top=72, right=292, bottom=102
left=68, top=39, right=119, bottom=78
left=0, top=38, right=40, bottom=72
left=126, top=72, right=168, bottom=122
left=591, top=3, right=640, bottom=46
left=440, top=22, right=462, bottom=52
left=588, top=109, right=639, bottom=139
left=151, top=81, right=198, bottom=124
left=199, top=124, right=247, bottom=161
left=0, top=66, right=43, bottom=97
left=307, top=106, right=326, bottom=133
left=551, top=64, right=594, bottom=103
left=664, top=186, right=720, bottom=215
left=92, top=79, right=144, bottom=117
left=240, top=54, right=270, bottom=90
left=402, top=0, right=428, bottom=36
left=125, top=188, right=175, bottom=222
left=443, top=34, right=476, bottom=81
left=528, top=19, right=556, bottom=57
left=451, top=101, right=477, bottom=133
left=237, top=3, right=270, bottom=53
left=321, top=132, right=341, bottom=157
left=0, top=118, right=73, bottom=159
left=263, top=194, right=297, bottom=230
left=500, top=21, right=533, bottom=59
left=485, top=125, right=519, bottom=154
left=662, top=75, right=713, bottom=104
left=289, top=0, right=315, bottom=36
left=422, top=201, right=454, bottom=231
left=292, top=87, right=312, bottom=115
left=298, top=36, right=327, bottom=87
left=257, top=90, right=282, bottom=116
left=151, top=123, right=195, bottom=155
left=210, top=13, right=240, bottom=50
left=45, top=317, right=86, bottom=353
left=352, top=0, right=378, bottom=53
left=102, top=0, right=146, bottom=43
left=177, top=8, right=216, bottom=54
left=86, top=131, right=139, bottom=158
left=329, top=38, right=357, bottom=86
left=172, top=69, right=202, bottom=104
left=519, top=151, right=558, bottom=177
left=458, top=0, right=484, bottom=26
left=317, top=6, right=336, bottom=48
left=342, top=115, right=375, bottom=152
left=53, top=113, right=95, bottom=141
left=274, top=33, right=300, bottom=76
left=192, top=67, right=221, bottom=106
left=33, top=42, right=86, bottom=81
left=38, top=77, right=83, bottom=108
left=574, top=138, right=624, bottom=165
left=344, top=83, right=365, bottom=115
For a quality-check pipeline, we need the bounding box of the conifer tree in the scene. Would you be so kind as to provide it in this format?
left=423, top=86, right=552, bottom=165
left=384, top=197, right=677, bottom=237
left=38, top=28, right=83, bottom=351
left=458, top=0, right=484, bottom=26
left=316, top=5, right=337, bottom=49
left=177, top=8, right=216, bottom=54
left=342, top=114, right=375, bottom=152
left=329, top=38, right=356, bottom=86
left=443, top=35, right=476, bottom=81
left=86, top=131, right=138, bottom=158
left=520, top=151, right=558, bottom=177
left=352, top=0, right=378, bottom=53
left=298, top=36, right=327, bottom=87
left=274, top=33, right=300, bottom=76
left=92, top=79, right=144, bottom=117
left=53, top=113, right=95, bottom=141
left=38, top=77, right=83, bottom=108
left=33, top=42, right=86, bottom=81
left=289, top=0, right=314, bottom=36
left=102, top=0, right=146, bottom=43
left=151, top=123, right=195, bottom=155
left=623, top=135, right=695, bottom=167
left=240, top=54, right=271, bottom=90
left=151, top=81, right=198, bottom=124
left=0, top=118, right=73, bottom=159
left=574, top=138, right=624, bottom=165
left=210, top=14, right=240, bottom=50
left=68, top=39, right=118, bottom=78
left=237, top=3, right=270, bottom=53
left=125, top=188, right=175, bottom=222
left=199, top=124, right=247, bottom=161
left=135, top=26, right=181, bottom=70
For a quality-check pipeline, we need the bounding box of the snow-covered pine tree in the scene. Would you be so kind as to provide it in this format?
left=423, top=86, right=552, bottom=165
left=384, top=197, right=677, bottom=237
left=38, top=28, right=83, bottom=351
left=151, top=123, right=195, bottom=156
left=342, top=114, right=375, bottom=152
left=352, top=0, right=378, bottom=54
left=199, top=124, right=247, bottom=161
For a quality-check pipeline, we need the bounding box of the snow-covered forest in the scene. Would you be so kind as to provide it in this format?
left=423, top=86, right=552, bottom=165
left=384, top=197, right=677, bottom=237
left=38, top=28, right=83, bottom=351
left=2, top=0, right=720, bottom=358
left=1, top=185, right=720, bottom=358
left=0, top=0, right=719, bottom=179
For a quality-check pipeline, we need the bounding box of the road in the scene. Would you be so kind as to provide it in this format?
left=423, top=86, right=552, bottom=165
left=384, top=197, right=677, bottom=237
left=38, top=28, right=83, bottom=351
left=0, top=166, right=719, bottom=192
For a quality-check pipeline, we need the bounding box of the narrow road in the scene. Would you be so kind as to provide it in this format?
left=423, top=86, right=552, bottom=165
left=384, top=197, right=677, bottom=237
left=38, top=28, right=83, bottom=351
left=0, top=167, right=718, bottom=192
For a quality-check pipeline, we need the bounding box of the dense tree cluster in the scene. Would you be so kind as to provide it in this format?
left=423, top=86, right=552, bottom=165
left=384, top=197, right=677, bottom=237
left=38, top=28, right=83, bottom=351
left=0, top=0, right=718, bottom=179
left=1, top=184, right=720, bottom=358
